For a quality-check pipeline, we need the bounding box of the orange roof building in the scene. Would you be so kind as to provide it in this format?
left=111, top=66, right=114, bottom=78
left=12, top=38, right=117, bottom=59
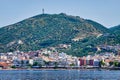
left=0, top=62, right=8, bottom=69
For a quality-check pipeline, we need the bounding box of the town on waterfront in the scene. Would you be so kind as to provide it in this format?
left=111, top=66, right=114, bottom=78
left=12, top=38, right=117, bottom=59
left=0, top=44, right=120, bottom=70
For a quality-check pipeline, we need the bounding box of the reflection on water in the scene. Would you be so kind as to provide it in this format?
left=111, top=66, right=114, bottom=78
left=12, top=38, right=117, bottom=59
left=0, top=70, right=120, bottom=80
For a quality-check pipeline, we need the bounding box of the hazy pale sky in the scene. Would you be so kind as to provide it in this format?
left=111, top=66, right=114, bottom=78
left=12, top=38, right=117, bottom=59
left=0, top=0, right=120, bottom=28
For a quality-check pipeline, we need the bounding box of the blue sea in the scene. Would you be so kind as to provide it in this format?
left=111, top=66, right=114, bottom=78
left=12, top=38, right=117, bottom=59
left=0, top=69, right=120, bottom=80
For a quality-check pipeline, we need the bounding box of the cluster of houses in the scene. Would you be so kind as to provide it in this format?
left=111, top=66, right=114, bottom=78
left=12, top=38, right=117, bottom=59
left=0, top=46, right=120, bottom=69
left=0, top=48, right=78, bottom=69
left=78, top=53, right=115, bottom=67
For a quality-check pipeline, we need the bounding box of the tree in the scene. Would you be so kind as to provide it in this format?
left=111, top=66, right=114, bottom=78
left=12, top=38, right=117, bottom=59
left=109, top=62, right=113, bottom=66
left=99, top=60, right=105, bottom=67
left=33, top=62, right=38, bottom=66
left=28, top=64, right=32, bottom=68
left=114, top=61, right=119, bottom=67
left=70, top=63, right=75, bottom=67
left=11, top=65, right=16, bottom=69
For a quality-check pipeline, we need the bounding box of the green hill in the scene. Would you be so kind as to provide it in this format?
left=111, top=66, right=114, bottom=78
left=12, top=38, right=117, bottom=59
left=110, top=25, right=120, bottom=35
left=107, top=25, right=120, bottom=44
left=0, top=13, right=110, bottom=56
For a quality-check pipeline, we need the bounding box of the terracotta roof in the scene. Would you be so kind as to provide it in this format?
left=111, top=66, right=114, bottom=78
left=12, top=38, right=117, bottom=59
left=0, top=62, right=8, bottom=67
left=104, top=59, right=111, bottom=63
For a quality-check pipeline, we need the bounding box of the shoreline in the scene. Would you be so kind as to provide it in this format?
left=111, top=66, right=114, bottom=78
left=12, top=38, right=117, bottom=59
left=1, top=67, right=120, bottom=70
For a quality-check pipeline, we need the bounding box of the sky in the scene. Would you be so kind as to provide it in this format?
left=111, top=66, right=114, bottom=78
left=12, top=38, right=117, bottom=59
left=0, top=0, right=120, bottom=28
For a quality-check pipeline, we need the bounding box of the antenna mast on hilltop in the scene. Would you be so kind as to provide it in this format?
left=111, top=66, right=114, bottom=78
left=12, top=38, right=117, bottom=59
left=42, top=8, right=44, bottom=14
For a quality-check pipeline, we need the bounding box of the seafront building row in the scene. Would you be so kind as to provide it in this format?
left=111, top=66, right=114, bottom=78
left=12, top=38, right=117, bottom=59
left=0, top=48, right=120, bottom=69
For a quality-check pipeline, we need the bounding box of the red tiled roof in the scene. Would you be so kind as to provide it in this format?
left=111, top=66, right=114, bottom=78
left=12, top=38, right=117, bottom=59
left=0, top=62, right=8, bottom=67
